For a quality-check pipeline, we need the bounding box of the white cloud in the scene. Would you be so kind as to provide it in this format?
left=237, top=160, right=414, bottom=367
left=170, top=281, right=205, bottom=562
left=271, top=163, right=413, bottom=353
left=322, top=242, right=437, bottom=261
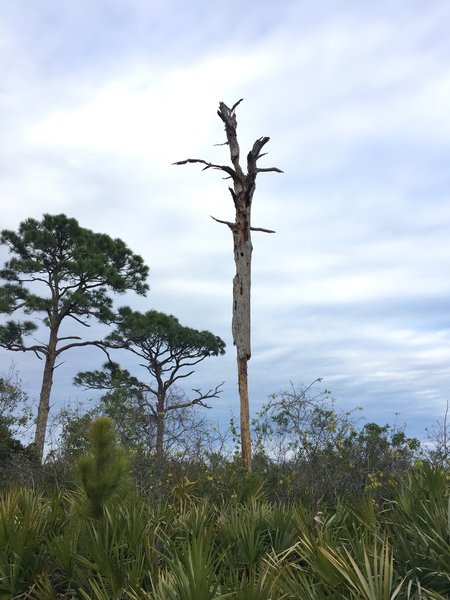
left=25, top=52, right=273, bottom=160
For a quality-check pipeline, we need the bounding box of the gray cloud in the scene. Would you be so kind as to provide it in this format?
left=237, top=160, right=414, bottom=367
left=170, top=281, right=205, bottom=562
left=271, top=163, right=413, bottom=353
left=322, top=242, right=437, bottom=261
left=1, top=0, right=449, bottom=442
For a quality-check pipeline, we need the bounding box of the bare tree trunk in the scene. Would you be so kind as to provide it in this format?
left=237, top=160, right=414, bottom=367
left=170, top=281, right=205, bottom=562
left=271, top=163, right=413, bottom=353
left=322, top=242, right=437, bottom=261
left=237, top=355, right=251, bottom=469
left=155, top=389, right=165, bottom=460
left=34, top=329, right=58, bottom=460
left=174, top=100, right=281, bottom=471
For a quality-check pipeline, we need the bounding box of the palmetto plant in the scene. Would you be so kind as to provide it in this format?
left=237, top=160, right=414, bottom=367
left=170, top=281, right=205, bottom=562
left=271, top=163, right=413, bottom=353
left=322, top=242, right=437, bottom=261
left=261, top=468, right=450, bottom=600
left=31, top=496, right=161, bottom=600
left=222, top=566, right=286, bottom=600
left=151, top=534, right=226, bottom=600
left=383, top=464, right=450, bottom=596
left=318, top=536, right=403, bottom=600
left=0, top=462, right=448, bottom=599
left=216, top=500, right=271, bottom=576
left=0, top=488, right=63, bottom=599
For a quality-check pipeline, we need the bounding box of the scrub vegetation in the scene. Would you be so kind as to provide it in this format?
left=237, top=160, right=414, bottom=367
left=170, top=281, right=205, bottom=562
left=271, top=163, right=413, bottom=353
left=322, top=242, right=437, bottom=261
left=0, top=373, right=449, bottom=599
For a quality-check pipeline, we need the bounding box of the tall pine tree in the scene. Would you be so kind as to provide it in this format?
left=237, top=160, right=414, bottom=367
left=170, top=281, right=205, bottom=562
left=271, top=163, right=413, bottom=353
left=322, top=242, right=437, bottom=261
left=0, top=214, right=149, bottom=459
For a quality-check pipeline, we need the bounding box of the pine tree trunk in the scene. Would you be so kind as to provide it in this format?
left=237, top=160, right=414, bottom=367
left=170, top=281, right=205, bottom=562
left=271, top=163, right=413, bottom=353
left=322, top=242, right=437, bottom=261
left=155, top=394, right=165, bottom=460
left=34, top=329, right=58, bottom=460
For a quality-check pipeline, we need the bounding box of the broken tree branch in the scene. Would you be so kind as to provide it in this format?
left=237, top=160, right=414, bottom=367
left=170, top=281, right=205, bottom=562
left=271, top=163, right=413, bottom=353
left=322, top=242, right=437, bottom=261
left=250, top=226, right=276, bottom=234
left=172, top=158, right=237, bottom=181
left=211, top=216, right=275, bottom=234
left=210, top=216, right=235, bottom=231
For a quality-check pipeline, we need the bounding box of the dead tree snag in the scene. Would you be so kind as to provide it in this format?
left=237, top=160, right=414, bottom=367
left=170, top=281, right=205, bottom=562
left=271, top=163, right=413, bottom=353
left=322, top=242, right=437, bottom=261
left=174, top=100, right=282, bottom=470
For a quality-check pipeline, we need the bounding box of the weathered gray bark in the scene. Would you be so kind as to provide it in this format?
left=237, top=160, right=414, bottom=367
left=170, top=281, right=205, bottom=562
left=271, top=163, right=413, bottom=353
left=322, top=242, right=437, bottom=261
left=174, top=100, right=281, bottom=470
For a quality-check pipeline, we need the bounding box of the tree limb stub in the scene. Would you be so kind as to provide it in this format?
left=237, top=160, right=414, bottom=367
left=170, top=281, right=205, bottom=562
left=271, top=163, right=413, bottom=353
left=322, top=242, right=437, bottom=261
left=250, top=226, right=276, bottom=234
left=210, top=216, right=235, bottom=231
left=255, top=167, right=284, bottom=174
left=172, top=158, right=237, bottom=182
left=211, top=216, right=275, bottom=234
left=230, top=98, right=244, bottom=113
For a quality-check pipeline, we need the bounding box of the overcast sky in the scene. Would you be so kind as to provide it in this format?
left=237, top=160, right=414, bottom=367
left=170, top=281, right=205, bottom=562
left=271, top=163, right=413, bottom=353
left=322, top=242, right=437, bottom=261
left=1, top=0, right=449, bottom=441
